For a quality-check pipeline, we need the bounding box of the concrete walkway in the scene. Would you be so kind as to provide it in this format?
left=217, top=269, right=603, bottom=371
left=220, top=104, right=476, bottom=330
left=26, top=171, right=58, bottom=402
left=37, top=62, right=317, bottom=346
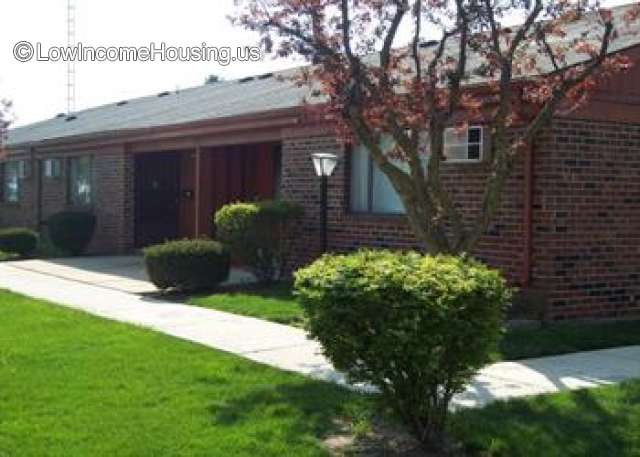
left=1, top=258, right=639, bottom=408
left=6, top=256, right=255, bottom=294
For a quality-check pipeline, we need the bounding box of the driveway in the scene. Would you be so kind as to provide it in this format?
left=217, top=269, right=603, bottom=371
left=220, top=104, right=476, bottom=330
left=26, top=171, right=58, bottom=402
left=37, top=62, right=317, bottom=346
left=5, top=256, right=255, bottom=294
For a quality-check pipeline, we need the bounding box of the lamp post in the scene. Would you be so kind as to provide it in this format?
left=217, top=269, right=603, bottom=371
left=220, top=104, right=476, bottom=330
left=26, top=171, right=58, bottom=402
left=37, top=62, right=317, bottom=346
left=311, top=153, right=339, bottom=253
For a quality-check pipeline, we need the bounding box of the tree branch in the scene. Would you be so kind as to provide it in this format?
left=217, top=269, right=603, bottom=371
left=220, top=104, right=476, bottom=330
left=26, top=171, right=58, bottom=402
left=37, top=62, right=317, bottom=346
left=381, top=1, right=410, bottom=70
left=463, top=20, right=615, bottom=251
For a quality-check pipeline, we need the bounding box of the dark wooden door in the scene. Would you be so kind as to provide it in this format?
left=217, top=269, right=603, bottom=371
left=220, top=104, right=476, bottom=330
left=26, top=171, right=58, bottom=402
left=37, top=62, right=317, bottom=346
left=135, top=152, right=181, bottom=248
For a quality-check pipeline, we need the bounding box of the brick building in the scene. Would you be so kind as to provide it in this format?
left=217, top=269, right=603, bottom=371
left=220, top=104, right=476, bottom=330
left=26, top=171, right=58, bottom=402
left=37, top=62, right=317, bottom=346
left=1, top=5, right=639, bottom=319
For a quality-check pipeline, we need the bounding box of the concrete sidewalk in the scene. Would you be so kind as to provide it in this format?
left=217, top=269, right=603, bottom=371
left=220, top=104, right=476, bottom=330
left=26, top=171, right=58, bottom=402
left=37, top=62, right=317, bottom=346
left=6, top=256, right=255, bottom=294
left=1, top=260, right=639, bottom=408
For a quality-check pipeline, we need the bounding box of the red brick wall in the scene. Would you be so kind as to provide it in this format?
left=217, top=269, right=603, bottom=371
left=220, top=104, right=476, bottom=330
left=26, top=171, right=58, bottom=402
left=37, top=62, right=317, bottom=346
left=0, top=148, right=134, bottom=254
left=532, top=119, right=640, bottom=319
left=91, top=150, right=134, bottom=253
left=280, top=127, right=526, bottom=285
left=281, top=121, right=640, bottom=320
left=279, top=129, right=333, bottom=266
left=40, top=158, right=68, bottom=221
left=0, top=153, right=38, bottom=229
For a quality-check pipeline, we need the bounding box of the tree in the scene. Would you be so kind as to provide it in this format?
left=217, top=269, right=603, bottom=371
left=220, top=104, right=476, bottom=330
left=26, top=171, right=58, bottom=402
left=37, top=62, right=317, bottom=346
left=0, top=98, right=12, bottom=154
left=232, top=0, right=640, bottom=254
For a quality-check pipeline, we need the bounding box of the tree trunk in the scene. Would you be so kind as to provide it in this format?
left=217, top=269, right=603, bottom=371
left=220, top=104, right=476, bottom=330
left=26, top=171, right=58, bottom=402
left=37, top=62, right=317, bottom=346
left=396, top=186, right=454, bottom=255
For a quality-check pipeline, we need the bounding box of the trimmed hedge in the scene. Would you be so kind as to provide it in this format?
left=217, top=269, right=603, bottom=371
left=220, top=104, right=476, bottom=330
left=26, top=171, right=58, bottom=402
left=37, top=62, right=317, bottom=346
left=295, top=250, right=511, bottom=449
left=0, top=228, right=39, bottom=257
left=144, top=239, right=230, bottom=292
left=47, top=211, right=96, bottom=256
left=214, top=200, right=303, bottom=282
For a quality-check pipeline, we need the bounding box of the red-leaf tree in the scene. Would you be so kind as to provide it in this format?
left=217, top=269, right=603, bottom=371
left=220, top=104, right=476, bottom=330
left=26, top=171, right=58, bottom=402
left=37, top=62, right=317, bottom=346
left=0, top=98, right=12, bottom=155
left=233, top=0, right=639, bottom=255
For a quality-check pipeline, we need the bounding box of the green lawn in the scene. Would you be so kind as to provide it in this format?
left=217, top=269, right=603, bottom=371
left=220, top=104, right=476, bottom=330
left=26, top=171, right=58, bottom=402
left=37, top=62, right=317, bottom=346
left=0, top=290, right=370, bottom=457
left=2, top=290, right=640, bottom=456
left=188, top=283, right=304, bottom=326
left=455, top=381, right=640, bottom=456
left=496, top=319, right=640, bottom=361
left=189, top=284, right=640, bottom=361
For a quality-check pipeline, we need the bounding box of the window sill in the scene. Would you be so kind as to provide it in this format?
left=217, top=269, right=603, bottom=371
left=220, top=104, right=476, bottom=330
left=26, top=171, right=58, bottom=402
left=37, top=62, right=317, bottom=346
left=441, top=159, right=484, bottom=165
left=346, top=211, right=408, bottom=221
left=67, top=203, right=95, bottom=211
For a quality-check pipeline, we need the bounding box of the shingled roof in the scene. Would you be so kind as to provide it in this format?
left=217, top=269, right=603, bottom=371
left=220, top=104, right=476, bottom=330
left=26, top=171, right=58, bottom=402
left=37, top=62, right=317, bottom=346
left=6, top=2, right=640, bottom=149
left=6, top=70, right=308, bottom=148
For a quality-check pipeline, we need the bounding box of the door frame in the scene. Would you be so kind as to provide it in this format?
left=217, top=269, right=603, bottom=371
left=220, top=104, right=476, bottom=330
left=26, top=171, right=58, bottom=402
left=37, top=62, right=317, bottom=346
left=133, top=151, right=181, bottom=248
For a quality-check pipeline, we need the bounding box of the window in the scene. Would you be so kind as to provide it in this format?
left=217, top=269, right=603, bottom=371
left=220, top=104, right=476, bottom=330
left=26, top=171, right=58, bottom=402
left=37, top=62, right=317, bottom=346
left=350, top=136, right=410, bottom=214
left=444, top=126, right=484, bottom=162
left=2, top=161, right=21, bottom=203
left=17, top=161, right=30, bottom=179
left=350, top=127, right=485, bottom=214
left=43, top=158, right=62, bottom=178
left=68, top=156, right=93, bottom=206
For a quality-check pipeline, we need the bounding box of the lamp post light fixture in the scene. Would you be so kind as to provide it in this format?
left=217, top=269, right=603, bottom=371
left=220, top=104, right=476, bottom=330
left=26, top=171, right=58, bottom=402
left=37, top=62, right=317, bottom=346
left=311, top=153, right=339, bottom=253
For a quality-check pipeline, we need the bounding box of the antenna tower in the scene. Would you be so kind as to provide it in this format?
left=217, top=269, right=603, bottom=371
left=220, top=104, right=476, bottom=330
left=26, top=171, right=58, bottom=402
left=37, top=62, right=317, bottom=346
left=66, top=0, right=76, bottom=113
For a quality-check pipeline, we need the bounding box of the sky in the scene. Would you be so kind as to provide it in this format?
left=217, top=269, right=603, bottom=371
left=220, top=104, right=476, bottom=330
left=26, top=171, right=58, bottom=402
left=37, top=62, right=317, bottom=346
left=0, top=0, right=633, bottom=127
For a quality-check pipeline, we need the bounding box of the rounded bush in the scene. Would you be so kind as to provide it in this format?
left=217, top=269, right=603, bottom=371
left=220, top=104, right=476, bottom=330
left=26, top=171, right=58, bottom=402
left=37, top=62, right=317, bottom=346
left=214, top=200, right=303, bottom=282
left=0, top=228, right=39, bottom=257
left=144, top=239, right=230, bottom=292
left=294, top=250, right=511, bottom=448
left=214, top=202, right=260, bottom=259
left=47, top=211, right=96, bottom=256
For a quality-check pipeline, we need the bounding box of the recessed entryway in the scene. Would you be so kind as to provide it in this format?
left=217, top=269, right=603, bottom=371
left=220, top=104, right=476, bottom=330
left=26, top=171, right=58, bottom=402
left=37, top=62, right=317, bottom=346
left=134, top=151, right=181, bottom=248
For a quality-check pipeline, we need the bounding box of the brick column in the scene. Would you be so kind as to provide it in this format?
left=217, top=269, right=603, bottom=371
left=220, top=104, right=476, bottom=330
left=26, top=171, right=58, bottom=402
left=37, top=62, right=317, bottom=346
left=280, top=128, right=346, bottom=268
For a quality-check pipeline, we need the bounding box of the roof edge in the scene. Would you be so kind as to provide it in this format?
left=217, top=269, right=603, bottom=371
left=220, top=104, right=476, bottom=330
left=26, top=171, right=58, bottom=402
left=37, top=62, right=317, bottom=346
left=5, top=106, right=304, bottom=152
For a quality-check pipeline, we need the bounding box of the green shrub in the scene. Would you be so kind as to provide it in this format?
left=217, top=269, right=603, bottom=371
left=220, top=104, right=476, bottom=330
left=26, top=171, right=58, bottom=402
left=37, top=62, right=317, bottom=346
left=214, top=200, right=303, bottom=282
left=47, top=211, right=96, bottom=256
left=294, top=250, right=511, bottom=451
left=35, top=231, right=70, bottom=259
left=0, top=228, right=38, bottom=257
left=144, top=239, right=230, bottom=292
left=0, top=250, right=19, bottom=262
left=215, top=202, right=260, bottom=257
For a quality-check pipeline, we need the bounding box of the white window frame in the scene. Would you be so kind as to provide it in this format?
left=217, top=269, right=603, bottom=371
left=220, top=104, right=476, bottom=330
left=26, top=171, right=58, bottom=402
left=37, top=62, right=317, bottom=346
left=43, top=158, right=62, bottom=179
left=68, top=156, right=94, bottom=207
left=17, top=160, right=31, bottom=179
left=442, top=125, right=484, bottom=163
left=350, top=137, right=409, bottom=215
left=2, top=161, right=21, bottom=203
left=350, top=126, right=486, bottom=214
